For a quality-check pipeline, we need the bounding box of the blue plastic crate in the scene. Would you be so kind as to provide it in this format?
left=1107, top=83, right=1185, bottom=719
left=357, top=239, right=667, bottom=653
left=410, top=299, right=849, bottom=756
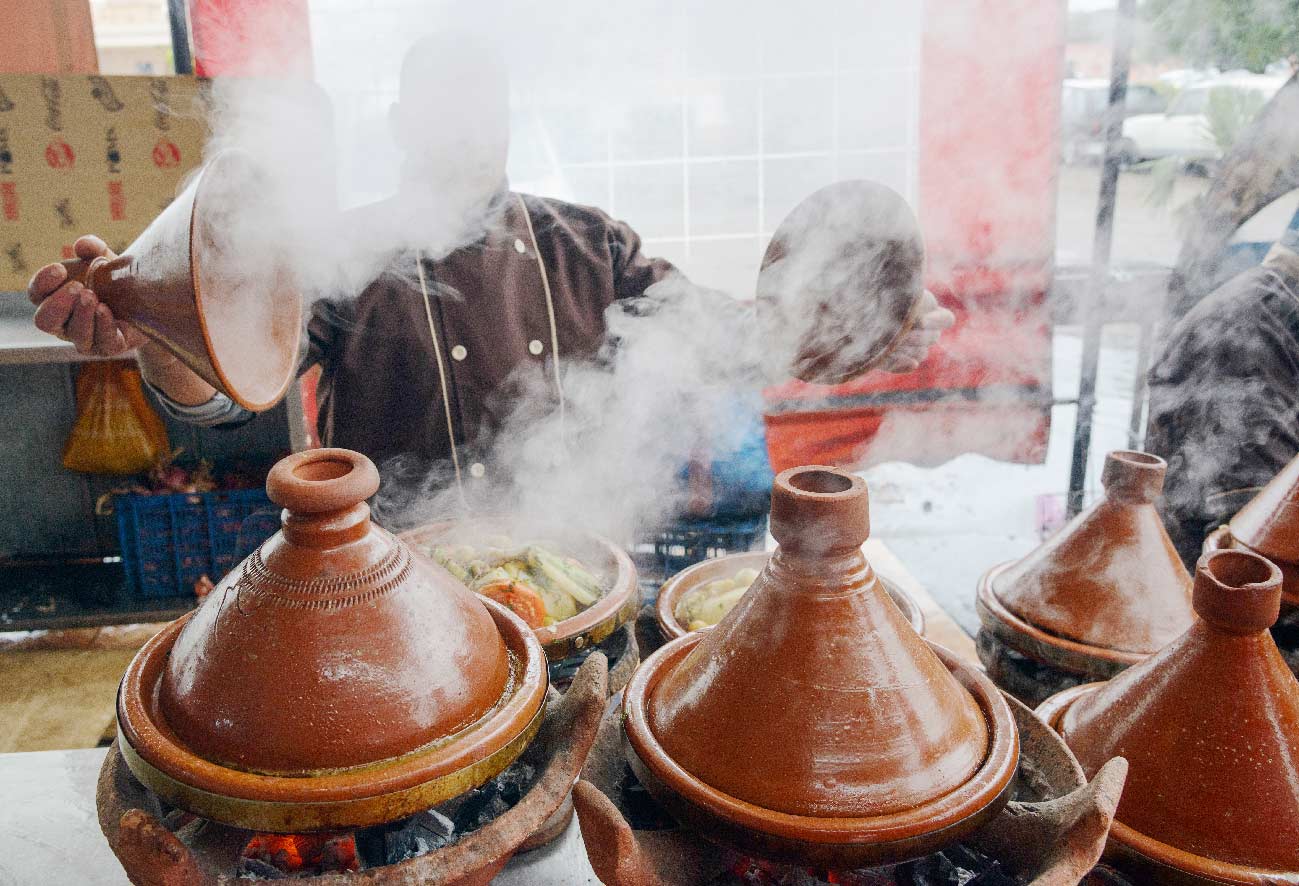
left=631, top=513, right=769, bottom=593
left=115, top=488, right=281, bottom=599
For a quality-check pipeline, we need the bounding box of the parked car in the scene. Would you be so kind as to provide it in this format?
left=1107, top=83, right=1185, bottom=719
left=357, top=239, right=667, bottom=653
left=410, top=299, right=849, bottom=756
left=1119, top=74, right=1286, bottom=167
left=1061, top=78, right=1167, bottom=163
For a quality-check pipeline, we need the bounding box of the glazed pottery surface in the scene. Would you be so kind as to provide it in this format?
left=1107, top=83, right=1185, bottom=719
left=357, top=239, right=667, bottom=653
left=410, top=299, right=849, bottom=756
left=1046, top=549, right=1299, bottom=881
left=756, top=181, right=925, bottom=385
left=399, top=519, right=639, bottom=662
left=1207, top=529, right=1299, bottom=610
left=61, top=149, right=301, bottom=412
left=116, top=448, right=549, bottom=831
left=1229, top=451, right=1299, bottom=571
left=624, top=465, right=1018, bottom=866
left=653, top=549, right=925, bottom=640
left=982, top=451, right=1193, bottom=664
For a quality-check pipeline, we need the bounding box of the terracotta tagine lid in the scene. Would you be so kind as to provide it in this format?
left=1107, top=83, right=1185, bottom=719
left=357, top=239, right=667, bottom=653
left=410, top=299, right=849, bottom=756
left=1206, top=451, right=1299, bottom=608
left=978, top=450, right=1194, bottom=676
left=115, top=448, right=549, bottom=832
left=1039, top=549, right=1299, bottom=882
left=623, top=465, right=1019, bottom=868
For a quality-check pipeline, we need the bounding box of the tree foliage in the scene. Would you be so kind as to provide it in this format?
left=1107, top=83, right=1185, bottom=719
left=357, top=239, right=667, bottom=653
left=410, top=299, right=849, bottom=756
left=1144, top=0, right=1299, bottom=73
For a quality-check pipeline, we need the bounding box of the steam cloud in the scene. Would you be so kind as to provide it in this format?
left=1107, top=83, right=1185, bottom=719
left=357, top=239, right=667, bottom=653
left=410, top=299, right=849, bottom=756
left=179, top=0, right=991, bottom=547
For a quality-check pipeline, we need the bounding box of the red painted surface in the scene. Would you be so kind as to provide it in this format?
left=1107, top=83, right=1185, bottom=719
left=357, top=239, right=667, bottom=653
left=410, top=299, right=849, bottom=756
left=764, top=0, right=1064, bottom=472
left=0, top=0, right=98, bottom=74
left=188, top=0, right=313, bottom=78
left=187, top=0, right=319, bottom=445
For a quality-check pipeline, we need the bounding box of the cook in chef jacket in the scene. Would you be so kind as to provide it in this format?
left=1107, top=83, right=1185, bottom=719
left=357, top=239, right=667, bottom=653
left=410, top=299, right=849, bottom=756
left=27, top=33, right=954, bottom=494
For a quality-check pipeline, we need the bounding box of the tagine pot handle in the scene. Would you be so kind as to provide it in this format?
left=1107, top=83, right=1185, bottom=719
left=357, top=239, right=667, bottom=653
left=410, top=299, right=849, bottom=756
left=966, top=756, right=1128, bottom=885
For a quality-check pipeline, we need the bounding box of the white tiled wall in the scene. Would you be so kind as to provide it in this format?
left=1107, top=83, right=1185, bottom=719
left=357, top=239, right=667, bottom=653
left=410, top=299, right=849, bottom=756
left=308, top=0, right=922, bottom=299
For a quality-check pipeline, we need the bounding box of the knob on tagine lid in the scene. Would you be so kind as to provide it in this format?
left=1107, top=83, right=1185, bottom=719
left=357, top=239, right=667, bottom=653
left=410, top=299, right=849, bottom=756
left=115, top=448, right=549, bottom=832
left=623, top=465, right=1019, bottom=866
left=979, top=450, right=1194, bottom=669
left=1042, top=549, right=1299, bottom=879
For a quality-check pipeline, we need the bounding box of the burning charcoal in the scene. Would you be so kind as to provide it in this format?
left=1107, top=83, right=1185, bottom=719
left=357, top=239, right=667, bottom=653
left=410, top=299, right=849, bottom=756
left=616, top=762, right=677, bottom=830
left=382, top=809, right=457, bottom=864
left=898, top=844, right=1019, bottom=886
left=238, top=856, right=289, bottom=879
left=238, top=832, right=359, bottom=878
left=448, top=760, right=537, bottom=833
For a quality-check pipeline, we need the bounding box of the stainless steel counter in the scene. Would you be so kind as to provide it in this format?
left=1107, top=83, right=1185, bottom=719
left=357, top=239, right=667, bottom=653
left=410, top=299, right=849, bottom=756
left=0, top=747, right=600, bottom=885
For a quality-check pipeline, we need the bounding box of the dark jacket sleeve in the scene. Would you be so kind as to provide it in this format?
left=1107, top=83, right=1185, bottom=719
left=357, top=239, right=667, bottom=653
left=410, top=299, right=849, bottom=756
left=606, top=216, right=678, bottom=301
left=1145, top=266, right=1299, bottom=564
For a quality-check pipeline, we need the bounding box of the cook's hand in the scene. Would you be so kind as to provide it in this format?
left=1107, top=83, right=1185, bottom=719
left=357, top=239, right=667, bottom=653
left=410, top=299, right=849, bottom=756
left=27, top=235, right=146, bottom=357
left=879, top=290, right=955, bottom=373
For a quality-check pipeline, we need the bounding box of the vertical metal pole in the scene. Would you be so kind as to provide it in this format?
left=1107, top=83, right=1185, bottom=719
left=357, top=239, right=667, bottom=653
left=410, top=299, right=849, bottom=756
left=1067, top=0, right=1136, bottom=515
left=1127, top=316, right=1152, bottom=450
left=168, top=0, right=194, bottom=75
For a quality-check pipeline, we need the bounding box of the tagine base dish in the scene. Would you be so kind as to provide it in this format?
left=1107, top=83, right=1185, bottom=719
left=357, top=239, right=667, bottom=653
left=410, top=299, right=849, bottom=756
left=400, top=520, right=640, bottom=662
left=654, top=550, right=926, bottom=641
left=98, top=653, right=609, bottom=886
left=622, top=633, right=1020, bottom=870
left=976, top=564, right=1143, bottom=682
left=116, top=599, right=548, bottom=833
left=1038, top=684, right=1299, bottom=886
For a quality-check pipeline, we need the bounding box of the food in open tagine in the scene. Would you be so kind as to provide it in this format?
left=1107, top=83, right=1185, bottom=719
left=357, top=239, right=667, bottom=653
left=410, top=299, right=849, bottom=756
left=426, top=538, right=605, bottom=629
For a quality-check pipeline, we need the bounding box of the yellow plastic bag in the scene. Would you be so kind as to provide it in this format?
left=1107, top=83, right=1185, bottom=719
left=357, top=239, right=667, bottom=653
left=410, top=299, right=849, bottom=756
left=62, top=361, right=170, bottom=475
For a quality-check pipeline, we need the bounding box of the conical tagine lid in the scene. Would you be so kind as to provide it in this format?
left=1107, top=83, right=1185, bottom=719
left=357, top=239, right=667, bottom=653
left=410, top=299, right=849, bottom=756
left=116, top=449, right=549, bottom=833
left=988, top=450, right=1193, bottom=658
left=648, top=466, right=999, bottom=818
left=1230, top=450, right=1299, bottom=566
left=1057, top=549, right=1299, bottom=874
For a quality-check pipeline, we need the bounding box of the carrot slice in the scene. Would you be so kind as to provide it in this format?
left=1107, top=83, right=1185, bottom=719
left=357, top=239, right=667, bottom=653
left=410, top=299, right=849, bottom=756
left=481, top=581, right=547, bottom=629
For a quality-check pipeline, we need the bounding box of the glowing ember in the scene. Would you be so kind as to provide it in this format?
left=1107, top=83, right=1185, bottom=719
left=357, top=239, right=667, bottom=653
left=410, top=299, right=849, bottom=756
left=238, top=832, right=359, bottom=877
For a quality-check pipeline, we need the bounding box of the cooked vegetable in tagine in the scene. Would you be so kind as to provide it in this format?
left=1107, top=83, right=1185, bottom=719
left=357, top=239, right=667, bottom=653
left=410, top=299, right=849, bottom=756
left=420, top=538, right=606, bottom=629
left=674, top=566, right=760, bottom=631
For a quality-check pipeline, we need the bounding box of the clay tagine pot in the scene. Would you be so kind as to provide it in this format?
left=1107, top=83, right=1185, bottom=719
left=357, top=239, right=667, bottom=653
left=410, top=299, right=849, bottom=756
left=654, top=550, right=925, bottom=641
left=977, top=450, right=1195, bottom=686
left=623, top=465, right=1019, bottom=868
left=115, top=448, right=549, bottom=833
left=1038, top=549, right=1299, bottom=884
left=1204, top=450, right=1299, bottom=610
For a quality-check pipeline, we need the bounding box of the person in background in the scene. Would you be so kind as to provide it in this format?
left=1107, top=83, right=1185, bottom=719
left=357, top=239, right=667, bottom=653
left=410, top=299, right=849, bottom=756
left=1145, top=228, right=1299, bottom=566
left=27, top=33, right=954, bottom=498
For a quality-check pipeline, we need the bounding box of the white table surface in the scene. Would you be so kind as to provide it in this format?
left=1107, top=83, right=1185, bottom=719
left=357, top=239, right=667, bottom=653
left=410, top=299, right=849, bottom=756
left=0, top=747, right=599, bottom=886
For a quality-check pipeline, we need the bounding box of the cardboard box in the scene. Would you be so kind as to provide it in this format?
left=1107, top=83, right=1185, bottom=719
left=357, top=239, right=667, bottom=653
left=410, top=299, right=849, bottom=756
left=0, top=74, right=208, bottom=291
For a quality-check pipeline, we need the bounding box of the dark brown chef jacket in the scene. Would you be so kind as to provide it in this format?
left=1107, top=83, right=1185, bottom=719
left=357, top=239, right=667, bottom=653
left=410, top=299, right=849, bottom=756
left=1145, top=248, right=1299, bottom=566
left=306, top=192, right=677, bottom=479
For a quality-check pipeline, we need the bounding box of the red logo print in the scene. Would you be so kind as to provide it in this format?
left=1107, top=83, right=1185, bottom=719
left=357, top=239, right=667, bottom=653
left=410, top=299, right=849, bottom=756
left=0, top=182, right=17, bottom=221
left=45, top=140, right=75, bottom=169
left=152, top=139, right=180, bottom=168
left=107, top=181, right=125, bottom=221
